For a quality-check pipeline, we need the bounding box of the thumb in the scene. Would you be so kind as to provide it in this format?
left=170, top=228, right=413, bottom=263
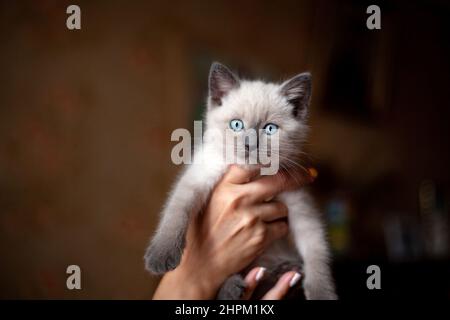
left=222, top=165, right=260, bottom=184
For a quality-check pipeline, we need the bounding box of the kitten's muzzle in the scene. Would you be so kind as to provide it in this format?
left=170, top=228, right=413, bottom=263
left=244, top=137, right=259, bottom=152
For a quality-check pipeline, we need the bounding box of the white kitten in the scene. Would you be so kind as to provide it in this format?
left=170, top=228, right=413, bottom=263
left=145, top=62, right=337, bottom=300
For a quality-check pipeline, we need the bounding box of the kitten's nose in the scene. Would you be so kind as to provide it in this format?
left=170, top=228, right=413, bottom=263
left=245, top=141, right=258, bottom=152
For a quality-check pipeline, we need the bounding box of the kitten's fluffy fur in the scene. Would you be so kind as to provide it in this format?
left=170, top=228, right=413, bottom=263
left=145, top=62, right=337, bottom=300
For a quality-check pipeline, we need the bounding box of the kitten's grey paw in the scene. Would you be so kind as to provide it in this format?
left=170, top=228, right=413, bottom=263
left=217, top=275, right=246, bottom=300
left=303, top=279, right=338, bottom=300
left=144, top=236, right=184, bottom=274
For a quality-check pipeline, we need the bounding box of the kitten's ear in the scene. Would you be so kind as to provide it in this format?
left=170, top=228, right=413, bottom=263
left=208, top=62, right=240, bottom=107
left=280, top=72, right=312, bottom=119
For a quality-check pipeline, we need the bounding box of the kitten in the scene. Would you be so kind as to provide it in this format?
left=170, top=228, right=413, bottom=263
left=144, top=62, right=337, bottom=300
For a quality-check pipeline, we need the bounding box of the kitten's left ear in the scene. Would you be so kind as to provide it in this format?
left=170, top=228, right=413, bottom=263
left=280, top=72, right=312, bottom=119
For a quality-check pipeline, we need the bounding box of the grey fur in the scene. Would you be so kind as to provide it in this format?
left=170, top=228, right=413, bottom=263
left=216, top=274, right=247, bottom=299
left=145, top=62, right=337, bottom=300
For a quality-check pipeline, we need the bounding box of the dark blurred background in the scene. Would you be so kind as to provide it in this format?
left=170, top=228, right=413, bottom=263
left=0, top=0, right=449, bottom=299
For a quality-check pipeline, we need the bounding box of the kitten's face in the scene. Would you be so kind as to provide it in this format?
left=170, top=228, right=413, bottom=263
left=204, top=62, right=311, bottom=172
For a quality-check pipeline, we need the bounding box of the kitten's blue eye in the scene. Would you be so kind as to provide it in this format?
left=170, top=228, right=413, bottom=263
left=229, top=119, right=244, bottom=132
left=264, top=123, right=278, bottom=135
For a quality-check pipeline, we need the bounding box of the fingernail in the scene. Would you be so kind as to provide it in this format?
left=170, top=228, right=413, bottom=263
left=289, top=272, right=302, bottom=287
left=255, top=267, right=266, bottom=281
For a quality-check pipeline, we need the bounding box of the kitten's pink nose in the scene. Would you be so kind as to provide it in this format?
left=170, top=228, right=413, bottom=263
left=244, top=136, right=258, bottom=152
left=245, top=143, right=257, bottom=152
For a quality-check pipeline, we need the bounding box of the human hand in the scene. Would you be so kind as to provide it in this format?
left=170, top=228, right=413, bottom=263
left=153, top=165, right=312, bottom=299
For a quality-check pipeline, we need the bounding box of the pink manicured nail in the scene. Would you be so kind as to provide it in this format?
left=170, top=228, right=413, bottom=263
left=289, top=272, right=302, bottom=287
left=255, top=267, right=266, bottom=281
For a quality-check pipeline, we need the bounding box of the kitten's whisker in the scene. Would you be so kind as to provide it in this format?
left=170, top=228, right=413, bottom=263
left=280, top=163, right=302, bottom=187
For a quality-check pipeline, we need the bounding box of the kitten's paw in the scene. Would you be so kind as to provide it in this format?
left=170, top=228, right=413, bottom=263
left=303, top=278, right=338, bottom=300
left=144, top=237, right=184, bottom=274
left=217, top=275, right=246, bottom=300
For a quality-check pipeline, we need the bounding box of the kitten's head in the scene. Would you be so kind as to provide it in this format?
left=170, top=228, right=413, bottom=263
left=204, top=62, right=311, bottom=173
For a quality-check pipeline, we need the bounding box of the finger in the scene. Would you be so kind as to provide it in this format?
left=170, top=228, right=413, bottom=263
left=241, top=267, right=266, bottom=300
left=261, top=271, right=302, bottom=300
left=255, top=201, right=288, bottom=222
left=264, top=220, right=289, bottom=244
left=222, top=165, right=260, bottom=184
left=245, top=168, right=313, bottom=203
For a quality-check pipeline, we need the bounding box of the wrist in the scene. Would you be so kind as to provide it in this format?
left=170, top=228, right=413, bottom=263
left=175, top=253, right=224, bottom=299
left=153, top=256, right=223, bottom=299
